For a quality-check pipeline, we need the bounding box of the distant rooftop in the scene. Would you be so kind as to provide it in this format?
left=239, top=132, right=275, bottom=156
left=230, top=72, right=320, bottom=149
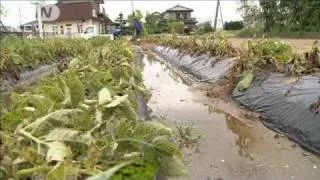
left=57, top=0, right=104, bottom=4
left=0, top=26, right=20, bottom=32
left=21, top=20, right=38, bottom=26
left=166, top=5, right=193, bottom=12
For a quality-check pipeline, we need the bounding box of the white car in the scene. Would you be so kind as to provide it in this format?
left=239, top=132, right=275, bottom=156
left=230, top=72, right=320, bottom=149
left=81, top=25, right=114, bottom=40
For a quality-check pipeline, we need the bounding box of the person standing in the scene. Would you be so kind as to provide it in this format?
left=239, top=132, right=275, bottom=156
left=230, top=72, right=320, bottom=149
left=133, top=18, right=142, bottom=40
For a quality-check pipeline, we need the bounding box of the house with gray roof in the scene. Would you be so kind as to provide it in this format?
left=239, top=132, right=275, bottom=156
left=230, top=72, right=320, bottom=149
left=163, top=5, right=198, bottom=32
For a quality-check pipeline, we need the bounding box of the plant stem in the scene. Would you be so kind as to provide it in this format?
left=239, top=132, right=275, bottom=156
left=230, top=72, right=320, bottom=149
left=16, top=166, right=51, bottom=176
left=18, top=129, right=47, bottom=146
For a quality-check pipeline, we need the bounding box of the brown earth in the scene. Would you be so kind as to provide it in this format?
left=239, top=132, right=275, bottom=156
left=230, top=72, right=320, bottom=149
left=229, top=37, right=320, bottom=53
left=139, top=47, right=320, bottom=180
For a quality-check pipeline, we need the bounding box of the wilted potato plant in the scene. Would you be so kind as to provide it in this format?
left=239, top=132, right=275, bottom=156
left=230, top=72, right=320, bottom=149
left=142, top=32, right=238, bottom=58
left=0, top=39, right=190, bottom=179
left=143, top=33, right=319, bottom=91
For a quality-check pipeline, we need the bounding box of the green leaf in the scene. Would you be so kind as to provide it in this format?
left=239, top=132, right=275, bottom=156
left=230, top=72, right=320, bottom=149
left=46, top=141, right=70, bottom=163
left=236, top=71, right=254, bottom=91
left=69, top=58, right=80, bottom=69
left=1, top=108, right=33, bottom=131
left=132, top=84, right=146, bottom=92
left=27, top=94, right=54, bottom=116
left=61, top=79, right=72, bottom=106
left=12, top=54, right=23, bottom=65
left=158, top=155, right=187, bottom=177
left=47, top=162, right=65, bottom=180
left=100, top=46, right=110, bottom=58
left=87, top=161, right=132, bottom=180
left=105, top=95, right=128, bottom=108
left=40, top=85, right=64, bottom=103
left=151, top=136, right=181, bottom=157
left=98, top=88, right=112, bottom=105
left=65, top=72, right=85, bottom=107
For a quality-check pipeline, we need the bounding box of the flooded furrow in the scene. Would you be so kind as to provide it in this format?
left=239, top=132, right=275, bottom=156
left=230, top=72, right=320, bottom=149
left=140, top=54, right=320, bottom=180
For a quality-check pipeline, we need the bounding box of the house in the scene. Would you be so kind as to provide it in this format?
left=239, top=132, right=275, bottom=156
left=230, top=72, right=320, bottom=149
left=0, top=24, right=22, bottom=36
left=0, top=26, right=19, bottom=32
left=163, top=5, right=198, bottom=32
left=20, top=21, right=39, bottom=35
left=32, top=0, right=113, bottom=38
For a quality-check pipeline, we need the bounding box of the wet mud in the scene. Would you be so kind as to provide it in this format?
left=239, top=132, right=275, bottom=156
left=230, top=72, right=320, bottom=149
left=140, top=53, right=320, bottom=180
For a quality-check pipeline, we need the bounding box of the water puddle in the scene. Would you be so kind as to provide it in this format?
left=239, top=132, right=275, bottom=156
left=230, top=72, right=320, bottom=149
left=141, top=54, right=320, bottom=180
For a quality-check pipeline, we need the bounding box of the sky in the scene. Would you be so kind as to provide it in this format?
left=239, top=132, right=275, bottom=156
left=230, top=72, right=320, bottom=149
left=1, top=0, right=243, bottom=28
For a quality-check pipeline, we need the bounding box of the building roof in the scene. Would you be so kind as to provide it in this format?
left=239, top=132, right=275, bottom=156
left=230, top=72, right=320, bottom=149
left=53, top=2, right=98, bottom=21
left=41, top=1, right=112, bottom=23
left=0, top=26, right=20, bottom=32
left=21, top=20, right=38, bottom=26
left=166, top=5, right=193, bottom=12
left=57, top=0, right=103, bottom=4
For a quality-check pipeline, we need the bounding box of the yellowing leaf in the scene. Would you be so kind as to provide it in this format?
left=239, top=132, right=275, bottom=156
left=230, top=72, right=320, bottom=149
left=24, top=107, right=35, bottom=112
left=45, top=128, right=93, bottom=145
left=46, top=141, right=71, bottom=163
left=98, top=88, right=112, bottom=105
left=105, top=95, right=128, bottom=108
left=24, top=109, right=83, bottom=133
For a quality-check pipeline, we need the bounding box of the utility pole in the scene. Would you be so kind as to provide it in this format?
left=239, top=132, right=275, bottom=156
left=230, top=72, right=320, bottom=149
left=19, top=7, right=22, bottom=29
left=131, top=0, right=134, bottom=15
left=31, top=2, right=44, bottom=39
left=213, top=0, right=220, bottom=32
left=219, top=3, right=224, bottom=28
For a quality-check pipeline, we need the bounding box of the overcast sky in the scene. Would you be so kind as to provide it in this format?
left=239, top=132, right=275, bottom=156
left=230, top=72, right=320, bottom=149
left=1, top=0, right=243, bottom=28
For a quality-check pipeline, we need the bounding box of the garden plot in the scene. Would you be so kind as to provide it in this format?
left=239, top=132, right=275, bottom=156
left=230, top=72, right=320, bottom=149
left=143, top=34, right=320, bottom=155
left=0, top=38, right=192, bottom=180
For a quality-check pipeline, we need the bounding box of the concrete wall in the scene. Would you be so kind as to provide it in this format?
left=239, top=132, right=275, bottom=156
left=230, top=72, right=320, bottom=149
left=27, top=18, right=112, bottom=38
left=43, top=19, right=93, bottom=38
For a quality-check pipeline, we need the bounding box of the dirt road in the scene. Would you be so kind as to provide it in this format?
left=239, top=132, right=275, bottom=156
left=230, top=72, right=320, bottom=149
left=140, top=50, right=320, bottom=180
left=229, top=38, right=319, bottom=53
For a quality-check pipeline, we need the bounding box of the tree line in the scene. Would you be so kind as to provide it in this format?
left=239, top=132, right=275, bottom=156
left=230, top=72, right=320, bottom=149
left=115, top=10, right=190, bottom=35
left=239, top=0, right=320, bottom=32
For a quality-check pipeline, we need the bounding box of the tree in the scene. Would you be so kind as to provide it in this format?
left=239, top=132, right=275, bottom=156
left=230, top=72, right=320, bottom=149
left=127, top=9, right=143, bottom=25
left=0, top=5, right=7, bottom=17
left=259, top=0, right=278, bottom=32
left=239, top=0, right=320, bottom=32
left=238, top=0, right=263, bottom=30
left=115, top=12, right=127, bottom=29
left=126, top=10, right=147, bottom=36
left=144, top=12, right=161, bottom=34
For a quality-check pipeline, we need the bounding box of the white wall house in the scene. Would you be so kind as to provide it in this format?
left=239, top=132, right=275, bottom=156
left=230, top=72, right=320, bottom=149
left=21, top=0, right=113, bottom=38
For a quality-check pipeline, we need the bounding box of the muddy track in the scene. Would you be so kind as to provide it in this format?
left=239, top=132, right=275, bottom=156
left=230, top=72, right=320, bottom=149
left=137, top=46, right=320, bottom=180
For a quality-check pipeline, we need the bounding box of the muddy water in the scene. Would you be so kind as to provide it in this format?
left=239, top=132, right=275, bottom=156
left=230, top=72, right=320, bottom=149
left=141, top=54, right=320, bottom=180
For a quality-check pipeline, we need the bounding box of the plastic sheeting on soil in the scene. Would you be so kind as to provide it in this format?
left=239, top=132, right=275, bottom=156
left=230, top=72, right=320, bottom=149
left=1, top=64, right=57, bottom=93
left=233, top=74, right=320, bottom=154
left=153, top=46, right=235, bottom=82
left=152, top=45, right=320, bottom=154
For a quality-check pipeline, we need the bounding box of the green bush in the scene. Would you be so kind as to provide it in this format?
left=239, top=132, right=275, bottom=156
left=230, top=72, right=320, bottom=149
left=224, top=21, right=244, bottom=30
left=168, top=21, right=184, bottom=34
